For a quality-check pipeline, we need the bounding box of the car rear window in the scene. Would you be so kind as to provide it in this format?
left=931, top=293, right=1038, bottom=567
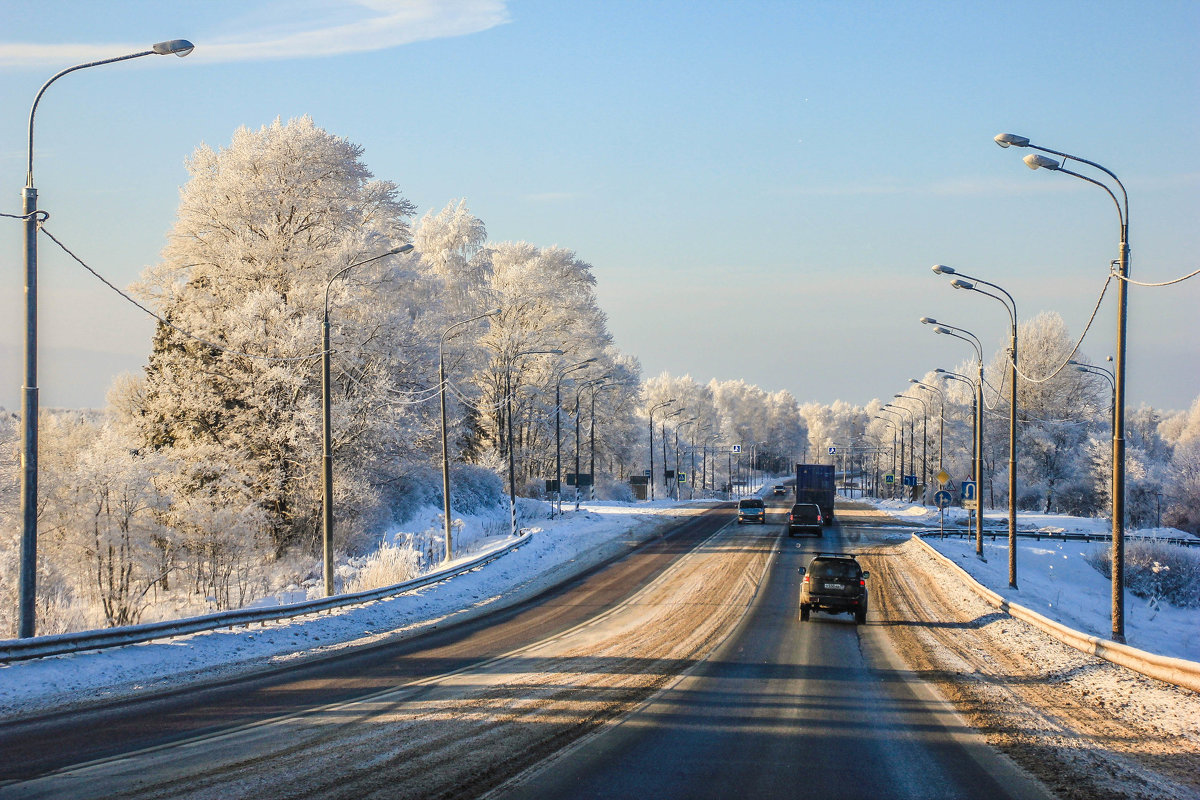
left=790, top=504, right=820, bottom=519
left=739, top=499, right=764, bottom=509
left=810, top=560, right=860, bottom=580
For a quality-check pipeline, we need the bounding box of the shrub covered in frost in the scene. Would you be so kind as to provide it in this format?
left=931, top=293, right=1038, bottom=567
left=1085, top=539, right=1200, bottom=608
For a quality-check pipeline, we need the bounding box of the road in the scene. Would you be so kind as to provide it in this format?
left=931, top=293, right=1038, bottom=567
left=2, top=495, right=1191, bottom=799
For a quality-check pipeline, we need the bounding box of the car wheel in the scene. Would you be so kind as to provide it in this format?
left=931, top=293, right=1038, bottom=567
left=815, top=529, right=823, bottom=538
left=855, top=607, right=867, bottom=624
left=800, top=605, right=810, bottom=622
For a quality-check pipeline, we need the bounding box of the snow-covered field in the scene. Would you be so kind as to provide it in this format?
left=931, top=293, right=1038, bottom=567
left=0, top=498, right=716, bottom=720
left=859, top=496, right=1200, bottom=663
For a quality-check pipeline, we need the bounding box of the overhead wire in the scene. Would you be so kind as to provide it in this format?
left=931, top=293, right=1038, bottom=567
left=38, top=224, right=325, bottom=364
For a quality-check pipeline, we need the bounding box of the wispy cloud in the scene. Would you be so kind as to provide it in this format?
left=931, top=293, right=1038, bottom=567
left=0, top=0, right=509, bottom=68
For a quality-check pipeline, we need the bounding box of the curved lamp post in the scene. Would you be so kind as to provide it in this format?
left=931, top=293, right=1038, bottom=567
left=17, top=40, right=196, bottom=637
left=882, top=404, right=915, bottom=488
left=923, top=317, right=986, bottom=557
left=505, top=348, right=563, bottom=534
left=910, top=379, right=945, bottom=474
left=647, top=399, right=675, bottom=501
left=933, top=264, right=1020, bottom=589
left=873, top=416, right=899, bottom=498
left=573, top=376, right=610, bottom=509
left=996, top=132, right=1130, bottom=639
left=438, top=308, right=501, bottom=562
left=322, top=244, right=414, bottom=595
left=934, top=369, right=979, bottom=495
left=552, top=359, right=597, bottom=516
left=893, top=393, right=929, bottom=498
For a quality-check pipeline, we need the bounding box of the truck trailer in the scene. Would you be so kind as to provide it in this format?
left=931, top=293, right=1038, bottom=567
left=795, top=464, right=835, bottom=525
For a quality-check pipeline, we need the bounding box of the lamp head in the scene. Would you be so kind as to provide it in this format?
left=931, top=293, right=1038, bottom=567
left=389, top=243, right=415, bottom=255
left=908, top=378, right=919, bottom=384
left=932, top=326, right=951, bottom=335
left=934, top=368, right=946, bottom=374
left=485, top=307, right=502, bottom=316
left=152, top=39, right=195, bottom=57
left=1024, top=153, right=1060, bottom=171
left=920, top=316, right=937, bottom=325
left=949, top=278, right=975, bottom=291
left=994, top=133, right=1030, bottom=148
left=931, top=264, right=956, bottom=275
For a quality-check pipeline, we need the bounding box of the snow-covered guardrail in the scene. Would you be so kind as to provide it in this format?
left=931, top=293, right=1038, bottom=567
left=912, top=535, right=1200, bottom=694
left=919, top=529, right=1200, bottom=548
left=0, top=531, right=533, bottom=664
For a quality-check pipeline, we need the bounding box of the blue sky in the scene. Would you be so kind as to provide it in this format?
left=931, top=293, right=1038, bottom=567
left=1, top=0, right=1197, bottom=412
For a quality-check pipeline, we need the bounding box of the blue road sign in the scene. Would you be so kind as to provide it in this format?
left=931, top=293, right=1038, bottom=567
left=903, top=475, right=917, bottom=487
left=732, top=444, right=741, bottom=453
left=884, top=473, right=895, bottom=484
left=643, top=469, right=652, bottom=477
left=678, top=472, right=687, bottom=484
left=961, top=480, right=977, bottom=508
left=934, top=490, right=953, bottom=509
left=828, top=446, right=837, bottom=455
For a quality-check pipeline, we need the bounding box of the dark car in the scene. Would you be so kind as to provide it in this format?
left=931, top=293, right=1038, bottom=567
left=737, top=497, right=766, bottom=524
left=799, top=553, right=869, bottom=624
left=786, top=503, right=823, bottom=537
left=772, top=484, right=787, bottom=496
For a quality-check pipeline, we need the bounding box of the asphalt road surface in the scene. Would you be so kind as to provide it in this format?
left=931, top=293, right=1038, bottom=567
left=0, top=497, right=1056, bottom=799
left=490, top=496, right=1051, bottom=800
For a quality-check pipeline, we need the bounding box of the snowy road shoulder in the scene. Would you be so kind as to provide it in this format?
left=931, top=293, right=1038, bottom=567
left=847, top=496, right=1200, bottom=664
left=0, top=500, right=719, bottom=721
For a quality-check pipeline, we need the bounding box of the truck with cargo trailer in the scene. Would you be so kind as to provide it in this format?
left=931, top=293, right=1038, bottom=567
left=794, top=464, right=835, bottom=525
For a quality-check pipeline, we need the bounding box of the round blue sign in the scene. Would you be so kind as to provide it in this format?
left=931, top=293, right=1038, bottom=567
left=934, top=490, right=953, bottom=509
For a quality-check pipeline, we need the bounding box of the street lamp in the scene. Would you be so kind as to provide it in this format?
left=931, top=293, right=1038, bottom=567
left=438, top=308, right=501, bottom=562
left=996, top=131, right=1130, bottom=639
left=647, top=399, right=675, bottom=501
left=882, top=404, right=915, bottom=489
left=505, top=348, right=563, bottom=534
left=322, top=244, right=414, bottom=595
left=934, top=264, right=1020, bottom=588
left=1070, top=359, right=1117, bottom=443
left=588, top=381, right=632, bottom=501
left=923, top=317, right=986, bottom=557
left=934, top=369, right=979, bottom=498
left=16, top=38, right=195, bottom=637
left=873, top=416, right=899, bottom=498
left=553, top=359, right=597, bottom=516
left=574, top=376, right=610, bottom=510
left=893, top=393, right=929, bottom=499
left=910, top=379, right=945, bottom=475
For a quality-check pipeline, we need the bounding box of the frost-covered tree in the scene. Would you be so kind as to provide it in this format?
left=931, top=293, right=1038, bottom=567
left=130, top=116, right=421, bottom=554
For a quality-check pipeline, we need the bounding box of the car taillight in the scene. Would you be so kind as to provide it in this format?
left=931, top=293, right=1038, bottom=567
left=803, top=575, right=810, bottom=583
left=789, top=514, right=794, bottom=522
left=817, top=515, right=822, bottom=523
left=859, top=579, right=866, bottom=587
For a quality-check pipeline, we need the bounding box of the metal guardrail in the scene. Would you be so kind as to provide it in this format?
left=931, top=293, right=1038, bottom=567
left=917, top=528, right=1200, bottom=548
left=0, top=531, right=533, bottom=664
left=912, top=535, right=1200, bottom=693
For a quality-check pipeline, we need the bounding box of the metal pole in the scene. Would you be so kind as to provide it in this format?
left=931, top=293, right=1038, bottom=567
left=438, top=352, right=453, bottom=559
left=1008, top=326, right=1018, bottom=588
left=555, top=382, right=562, bottom=515
left=649, top=411, right=656, bottom=501
left=976, top=361, right=985, bottom=557
left=575, top=392, right=582, bottom=511
left=17, top=40, right=195, bottom=638
left=321, top=307, right=335, bottom=595
left=1113, top=233, right=1129, bottom=641
left=589, top=386, right=597, bottom=501
left=508, top=365, right=517, bottom=535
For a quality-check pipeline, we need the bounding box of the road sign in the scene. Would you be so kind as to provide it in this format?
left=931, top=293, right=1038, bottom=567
left=545, top=479, right=560, bottom=493
left=643, top=469, right=651, bottom=477
left=630, top=475, right=648, bottom=486
left=566, top=473, right=594, bottom=487
left=934, top=490, right=953, bottom=509
left=732, top=444, right=741, bottom=454
left=664, top=469, right=675, bottom=481
left=903, top=475, right=917, bottom=487
left=935, top=470, right=951, bottom=485
left=884, top=473, right=895, bottom=485
left=677, top=471, right=687, bottom=484
left=828, top=446, right=837, bottom=455
left=961, top=480, right=978, bottom=509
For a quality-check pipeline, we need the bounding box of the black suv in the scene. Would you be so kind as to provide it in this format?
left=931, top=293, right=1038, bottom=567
left=798, top=553, right=868, bottom=624
left=737, top=497, right=766, bottom=524
left=786, top=503, right=823, bottom=537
